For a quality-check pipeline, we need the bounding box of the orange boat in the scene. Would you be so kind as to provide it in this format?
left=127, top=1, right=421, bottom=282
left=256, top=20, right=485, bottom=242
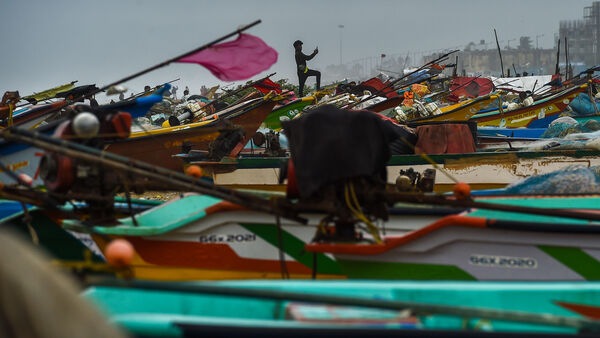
left=105, top=97, right=277, bottom=172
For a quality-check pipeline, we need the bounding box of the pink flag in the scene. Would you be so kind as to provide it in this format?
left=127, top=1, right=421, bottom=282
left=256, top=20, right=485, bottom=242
left=176, top=33, right=278, bottom=82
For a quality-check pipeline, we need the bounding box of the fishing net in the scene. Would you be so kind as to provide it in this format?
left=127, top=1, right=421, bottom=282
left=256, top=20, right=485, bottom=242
left=541, top=116, right=600, bottom=138
left=521, top=117, right=600, bottom=151
left=504, top=165, right=600, bottom=194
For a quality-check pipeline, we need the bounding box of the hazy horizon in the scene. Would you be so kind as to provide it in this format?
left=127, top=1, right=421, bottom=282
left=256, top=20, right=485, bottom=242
left=1, top=0, right=591, bottom=103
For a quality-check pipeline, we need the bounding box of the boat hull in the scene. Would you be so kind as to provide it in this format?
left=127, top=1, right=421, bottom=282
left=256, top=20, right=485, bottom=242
left=471, top=84, right=587, bottom=128
left=84, top=279, right=600, bottom=337
left=206, top=149, right=600, bottom=193
left=307, top=196, right=600, bottom=281
left=105, top=98, right=276, bottom=171
left=60, top=194, right=449, bottom=281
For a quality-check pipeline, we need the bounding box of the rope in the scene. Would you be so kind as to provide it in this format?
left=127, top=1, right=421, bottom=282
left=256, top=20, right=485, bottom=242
left=343, top=182, right=382, bottom=244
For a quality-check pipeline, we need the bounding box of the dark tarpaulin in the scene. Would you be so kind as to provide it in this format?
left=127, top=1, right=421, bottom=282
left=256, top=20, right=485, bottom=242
left=282, top=104, right=403, bottom=199
left=55, top=84, right=100, bottom=101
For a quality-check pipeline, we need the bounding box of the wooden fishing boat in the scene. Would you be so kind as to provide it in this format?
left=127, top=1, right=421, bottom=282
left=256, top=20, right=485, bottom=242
left=471, top=82, right=588, bottom=128
left=1, top=101, right=68, bottom=129
left=305, top=194, right=600, bottom=281
left=7, top=100, right=600, bottom=284
left=408, top=93, right=500, bottom=124
left=0, top=135, right=45, bottom=185
left=83, top=279, right=600, bottom=337
left=0, top=197, right=161, bottom=264
left=262, top=95, right=316, bottom=131
left=197, top=148, right=600, bottom=193
left=105, top=96, right=277, bottom=172
left=0, top=91, right=166, bottom=186
left=363, top=95, right=403, bottom=113
left=54, top=193, right=455, bottom=281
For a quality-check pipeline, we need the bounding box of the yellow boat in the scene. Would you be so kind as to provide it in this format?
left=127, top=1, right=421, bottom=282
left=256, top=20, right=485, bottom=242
left=471, top=83, right=588, bottom=128
left=409, top=93, right=500, bottom=124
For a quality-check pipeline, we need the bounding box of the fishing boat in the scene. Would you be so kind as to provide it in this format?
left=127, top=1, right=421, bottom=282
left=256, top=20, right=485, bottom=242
left=399, top=93, right=501, bottom=124
left=262, top=95, right=317, bottom=131
left=471, top=82, right=588, bottom=128
left=6, top=98, right=600, bottom=283
left=82, top=279, right=600, bottom=337
left=0, top=81, right=77, bottom=127
left=1, top=100, right=69, bottom=129
left=197, top=147, right=600, bottom=193
left=105, top=96, right=277, bottom=172
left=54, top=193, right=456, bottom=281
left=0, top=89, right=167, bottom=186
left=305, top=193, right=600, bottom=281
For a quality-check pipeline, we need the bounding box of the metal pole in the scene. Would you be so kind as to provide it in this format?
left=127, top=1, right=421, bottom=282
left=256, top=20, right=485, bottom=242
left=338, top=24, right=344, bottom=65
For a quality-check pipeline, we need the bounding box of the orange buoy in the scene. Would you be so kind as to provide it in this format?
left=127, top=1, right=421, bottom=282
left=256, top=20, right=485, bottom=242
left=185, top=165, right=203, bottom=178
left=453, top=182, right=471, bottom=200
left=105, top=239, right=135, bottom=268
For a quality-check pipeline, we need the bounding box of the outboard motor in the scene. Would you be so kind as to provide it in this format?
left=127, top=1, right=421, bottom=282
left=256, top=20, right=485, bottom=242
left=38, top=104, right=133, bottom=221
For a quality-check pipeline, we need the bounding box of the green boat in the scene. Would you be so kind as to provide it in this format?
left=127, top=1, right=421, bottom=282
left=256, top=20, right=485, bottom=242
left=83, top=279, right=600, bottom=337
left=262, top=95, right=316, bottom=131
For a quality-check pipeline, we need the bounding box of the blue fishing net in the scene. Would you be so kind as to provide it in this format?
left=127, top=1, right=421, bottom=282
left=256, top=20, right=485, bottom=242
left=541, top=116, right=600, bottom=138
left=504, top=165, right=600, bottom=194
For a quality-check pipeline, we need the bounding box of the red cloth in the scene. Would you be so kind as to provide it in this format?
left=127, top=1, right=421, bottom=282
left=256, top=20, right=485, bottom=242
left=449, top=77, right=494, bottom=98
left=253, top=78, right=282, bottom=94
left=414, top=124, right=476, bottom=154
left=176, top=33, right=278, bottom=81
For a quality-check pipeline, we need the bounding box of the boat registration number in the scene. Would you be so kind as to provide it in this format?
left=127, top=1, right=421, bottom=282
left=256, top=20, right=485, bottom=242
left=199, top=233, right=257, bottom=243
left=469, top=254, right=537, bottom=269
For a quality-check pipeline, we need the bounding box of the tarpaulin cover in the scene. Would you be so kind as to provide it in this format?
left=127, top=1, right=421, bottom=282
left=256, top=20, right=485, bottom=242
left=357, top=77, right=398, bottom=98
left=283, top=104, right=401, bottom=198
left=449, top=77, right=494, bottom=98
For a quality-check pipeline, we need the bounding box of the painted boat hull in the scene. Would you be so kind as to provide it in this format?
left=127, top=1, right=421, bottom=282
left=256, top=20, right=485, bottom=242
left=105, top=98, right=276, bottom=171
left=471, top=84, right=587, bottom=128
left=84, top=279, right=600, bottom=337
left=306, top=195, right=600, bottom=281
left=410, top=94, right=500, bottom=124
left=1, top=101, right=66, bottom=129
left=205, top=149, right=600, bottom=193
left=56, top=194, right=455, bottom=281
left=263, top=96, right=315, bottom=131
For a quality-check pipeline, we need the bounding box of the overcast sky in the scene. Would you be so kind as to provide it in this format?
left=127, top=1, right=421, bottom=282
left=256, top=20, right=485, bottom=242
left=0, top=0, right=590, bottom=102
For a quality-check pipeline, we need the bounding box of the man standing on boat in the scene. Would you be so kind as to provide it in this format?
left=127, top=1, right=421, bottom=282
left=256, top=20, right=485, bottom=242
left=294, top=40, right=321, bottom=97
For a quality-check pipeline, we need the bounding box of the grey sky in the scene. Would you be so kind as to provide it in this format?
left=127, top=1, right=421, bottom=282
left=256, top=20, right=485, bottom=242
left=0, top=0, right=589, bottom=102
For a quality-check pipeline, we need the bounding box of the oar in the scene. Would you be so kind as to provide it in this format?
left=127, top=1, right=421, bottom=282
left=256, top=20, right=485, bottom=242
left=94, top=278, right=600, bottom=332
left=0, top=127, right=306, bottom=224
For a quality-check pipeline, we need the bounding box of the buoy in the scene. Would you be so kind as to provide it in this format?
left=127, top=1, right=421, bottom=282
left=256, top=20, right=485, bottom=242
left=185, top=165, right=203, bottom=178
left=105, top=239, right=135, bottom=268
left=72, top=112, right=100, bottom=138
left=453, top=182, right=471, bottom=200
left=18, top=173, right=33, bottom=186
